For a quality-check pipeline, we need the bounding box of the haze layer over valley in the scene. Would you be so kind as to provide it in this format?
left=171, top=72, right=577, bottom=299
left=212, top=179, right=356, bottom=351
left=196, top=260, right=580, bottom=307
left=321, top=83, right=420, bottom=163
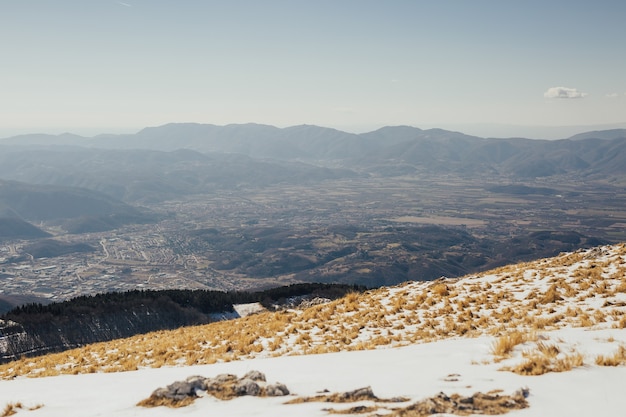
left=0, top=124, right=625, bottom=309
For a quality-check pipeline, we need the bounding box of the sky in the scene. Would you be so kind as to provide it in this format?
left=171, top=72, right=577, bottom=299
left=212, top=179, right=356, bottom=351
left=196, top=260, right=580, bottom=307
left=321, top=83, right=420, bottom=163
left=2, top=0, right=626, bottom=138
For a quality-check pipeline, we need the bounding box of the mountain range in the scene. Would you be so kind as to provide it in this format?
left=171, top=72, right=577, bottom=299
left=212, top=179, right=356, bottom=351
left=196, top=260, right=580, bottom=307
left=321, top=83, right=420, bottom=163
left=0, top=124, right=624, bottom=211
left=2, top=124, right=626, bottom=184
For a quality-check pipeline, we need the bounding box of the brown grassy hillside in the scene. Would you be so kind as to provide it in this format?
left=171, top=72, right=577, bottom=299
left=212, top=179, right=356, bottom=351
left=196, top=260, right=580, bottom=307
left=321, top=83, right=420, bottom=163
left=1, top=243, right=625, bottom=379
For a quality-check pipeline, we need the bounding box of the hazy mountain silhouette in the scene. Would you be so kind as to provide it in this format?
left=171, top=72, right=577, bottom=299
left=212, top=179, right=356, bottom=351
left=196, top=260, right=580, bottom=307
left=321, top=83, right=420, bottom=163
left=568, top=129, right=626, bottom=141
left=0, top=133, right=86, bottom=147
left=1, top=123, right=625, bottom=200
left=0, top=180, right=155, bottom=233
left=0, top=147, right=357, bottom=203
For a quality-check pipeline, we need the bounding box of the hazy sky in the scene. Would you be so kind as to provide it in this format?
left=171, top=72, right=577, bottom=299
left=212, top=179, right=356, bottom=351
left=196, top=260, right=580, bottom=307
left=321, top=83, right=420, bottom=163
left=2, top=0, right=626, bottom=137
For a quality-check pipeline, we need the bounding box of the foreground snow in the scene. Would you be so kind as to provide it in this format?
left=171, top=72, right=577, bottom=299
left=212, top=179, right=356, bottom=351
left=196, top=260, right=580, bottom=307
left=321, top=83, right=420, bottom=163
left=2, top=327, right=626, bottom=417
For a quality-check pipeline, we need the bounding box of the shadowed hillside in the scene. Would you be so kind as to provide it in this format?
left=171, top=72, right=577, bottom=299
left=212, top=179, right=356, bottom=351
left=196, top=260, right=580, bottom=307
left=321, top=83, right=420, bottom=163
left=0, top=180, right=157, bottom=233
left=0, top=217, right=50, bottom=241
left=0, top=283, right=364, bottom=363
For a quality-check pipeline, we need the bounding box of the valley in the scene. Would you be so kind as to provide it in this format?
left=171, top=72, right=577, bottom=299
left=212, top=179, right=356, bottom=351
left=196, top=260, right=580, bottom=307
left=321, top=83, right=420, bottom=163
left=1, top=171, right=624, bottom=305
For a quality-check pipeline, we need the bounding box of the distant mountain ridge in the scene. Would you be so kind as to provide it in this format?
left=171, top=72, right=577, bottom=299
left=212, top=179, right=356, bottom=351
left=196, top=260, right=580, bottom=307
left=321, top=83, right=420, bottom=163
left=2, top=123, right=625, bottom=181
left=567, top=128, right=626, bottom=141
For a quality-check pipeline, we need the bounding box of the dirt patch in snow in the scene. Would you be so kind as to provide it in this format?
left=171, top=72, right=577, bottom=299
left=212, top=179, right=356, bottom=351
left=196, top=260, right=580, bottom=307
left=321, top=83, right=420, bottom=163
left=289, top=387, right=529, bottom=416
left=390, top=388, right=530, bottom=416
left=285, top=386, right=409, bottom=404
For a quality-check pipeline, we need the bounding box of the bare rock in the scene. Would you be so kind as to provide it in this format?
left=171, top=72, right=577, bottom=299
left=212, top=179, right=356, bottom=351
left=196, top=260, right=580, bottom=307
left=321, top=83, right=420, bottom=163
left=213, top=373, right=238, bottom=384
left=266, top=382, right=290, bottom=396
left=340, top=386, right=377, bottom=401
left=206, top=373, right=238, bottom=389
left=235, top=378, right=261, bottom=396
left=150, top=387, right=171, bottom=399
left=243, top=370, right=266, bottom=382
left=165, top=381, right=197, bottom=400
left=185, top=375, right=208, bottom=391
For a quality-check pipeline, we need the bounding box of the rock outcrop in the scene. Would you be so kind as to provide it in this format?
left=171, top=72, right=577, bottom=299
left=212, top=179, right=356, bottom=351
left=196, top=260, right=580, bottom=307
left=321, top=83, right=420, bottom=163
left=138, top=371, right=290, bottom=408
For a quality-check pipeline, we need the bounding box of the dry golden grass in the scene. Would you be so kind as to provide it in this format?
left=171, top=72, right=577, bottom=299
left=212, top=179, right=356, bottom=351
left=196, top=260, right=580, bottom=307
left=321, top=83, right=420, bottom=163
left=327, top=405, right=379, bottom=414
left=595, top=345, right=626, bottom=366
left=0, top=404, right=17, bottom=417
left=539, top=284, right=562, bottom=304
left=502, top=341, right=585, bottom=376
left=535, top=341, right=560, bottom=358
left=430, top=282, right=450, bottom=297
left=285, top=386, right=407, bottom=405
left=491, top=331, right=534, bottom=359
left=615, top=281, right=626, bottom=293
left=1, top=244, right=625, bottom=380
left=137, top=396, right=196, bottom=409
left=505, top=354, right=551, bottom=376
left=1, top=403, right=43, bottom=417
left=506, top=353, right=584, bottom=376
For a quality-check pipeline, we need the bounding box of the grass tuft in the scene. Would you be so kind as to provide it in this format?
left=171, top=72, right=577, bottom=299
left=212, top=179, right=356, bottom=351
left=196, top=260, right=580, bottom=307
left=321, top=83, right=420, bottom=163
left=0, top=403, right=43, bottom=417
left=504, top=347, right=584, bottom=376
left=137, top=396, right=196, bottom=408
left=491, top=331, right=528, bottom=358
left=595, top=345, right=626, bottom=367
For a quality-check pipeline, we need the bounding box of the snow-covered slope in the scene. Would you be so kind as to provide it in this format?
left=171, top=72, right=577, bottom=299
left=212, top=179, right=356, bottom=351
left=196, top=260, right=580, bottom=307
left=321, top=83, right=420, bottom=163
left=2, top=328, right=626, bottom=417
left=1, top=244, right=626, bottom=416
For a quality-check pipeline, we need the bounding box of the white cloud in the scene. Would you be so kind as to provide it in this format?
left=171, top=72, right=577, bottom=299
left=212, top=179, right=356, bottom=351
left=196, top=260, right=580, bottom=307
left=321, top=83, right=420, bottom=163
left=606, top=93, right=619, bottom=98
left=543, top=86, right=588, bottom=99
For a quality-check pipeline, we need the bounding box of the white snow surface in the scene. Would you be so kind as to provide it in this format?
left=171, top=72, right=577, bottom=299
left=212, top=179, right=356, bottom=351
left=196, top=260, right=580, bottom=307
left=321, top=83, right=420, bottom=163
left=233, top=302, right=267, bottom=318
left=2, top=327, right=626, bottom=416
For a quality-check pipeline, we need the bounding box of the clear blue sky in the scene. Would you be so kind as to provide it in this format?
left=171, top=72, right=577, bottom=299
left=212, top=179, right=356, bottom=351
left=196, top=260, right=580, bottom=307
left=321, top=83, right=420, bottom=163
left=2, top=0, right=625, bottom=138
